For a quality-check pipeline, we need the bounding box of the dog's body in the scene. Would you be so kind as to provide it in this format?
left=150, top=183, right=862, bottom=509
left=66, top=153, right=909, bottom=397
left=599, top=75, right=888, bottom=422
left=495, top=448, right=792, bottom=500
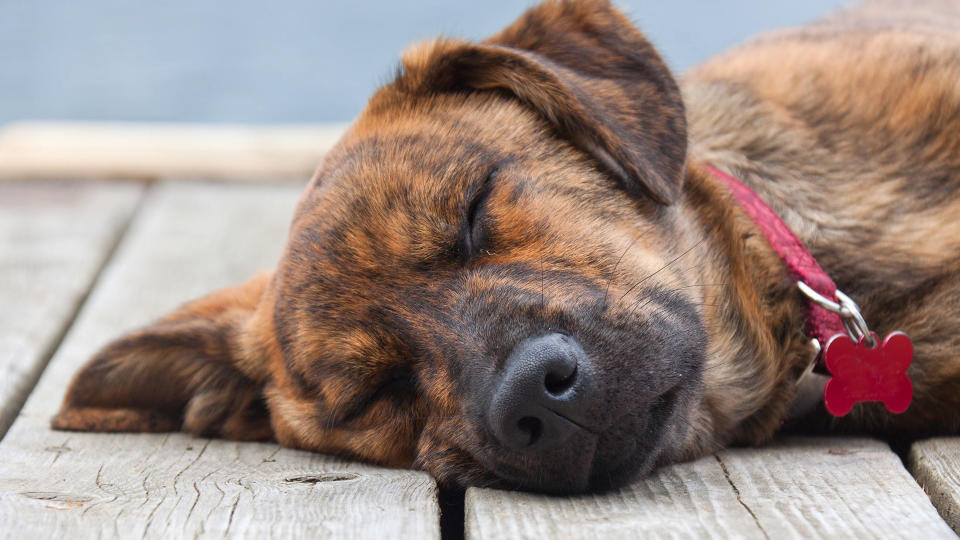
left=684, top=0, right=960, bottom=442
left=52, top=0, right=960, bottom=493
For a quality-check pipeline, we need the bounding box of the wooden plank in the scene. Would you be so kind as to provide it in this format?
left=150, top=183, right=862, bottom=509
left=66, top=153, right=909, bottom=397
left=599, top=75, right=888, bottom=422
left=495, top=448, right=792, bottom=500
left=0, top=182, right=143, bottom=439
left=910, top=438, right=960, bottom=533
left=466, top=437, right=954, bottom=539
left=718, top=438, right=954, bottom=538
left=0, top=182, right=440, bottom=539
left=0, top=122, right=346, bottom=182
left=467, top=455, right=765, bottom=539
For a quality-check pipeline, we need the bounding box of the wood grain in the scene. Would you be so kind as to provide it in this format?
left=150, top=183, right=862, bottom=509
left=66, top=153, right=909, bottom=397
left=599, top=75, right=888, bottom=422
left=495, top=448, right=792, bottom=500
left=467, top=437, right=954, bottom=539
left=0, top=182, right=440, bottom=539
left=910, top=438, right=960, bottom=534
left=719, top=437, right=954, bottom=539
left=467, top=454, right=765, bottom=539
left=0, top=182, right=143, bottom=439
left=0, top=122, right=346, bottom=182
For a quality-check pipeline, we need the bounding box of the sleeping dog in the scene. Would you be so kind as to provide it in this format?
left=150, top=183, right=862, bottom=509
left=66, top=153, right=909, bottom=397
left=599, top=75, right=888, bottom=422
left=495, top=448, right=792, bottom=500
left=52, top=0, right=960, bottom=493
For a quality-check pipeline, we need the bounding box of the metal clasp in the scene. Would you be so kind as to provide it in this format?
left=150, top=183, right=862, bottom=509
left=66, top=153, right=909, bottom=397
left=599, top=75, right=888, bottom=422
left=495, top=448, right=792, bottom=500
left=797, top=281, right=877, bottom=347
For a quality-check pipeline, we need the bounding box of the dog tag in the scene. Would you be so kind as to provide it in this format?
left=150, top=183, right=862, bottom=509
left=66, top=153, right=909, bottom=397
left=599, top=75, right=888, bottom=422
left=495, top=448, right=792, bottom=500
left=822, top=331, right=913, bottom=417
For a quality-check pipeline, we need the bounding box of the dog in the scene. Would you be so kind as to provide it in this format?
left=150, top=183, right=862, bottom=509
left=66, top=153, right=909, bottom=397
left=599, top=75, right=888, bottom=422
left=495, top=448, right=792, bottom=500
left=51, top=0, right=960, bottom=493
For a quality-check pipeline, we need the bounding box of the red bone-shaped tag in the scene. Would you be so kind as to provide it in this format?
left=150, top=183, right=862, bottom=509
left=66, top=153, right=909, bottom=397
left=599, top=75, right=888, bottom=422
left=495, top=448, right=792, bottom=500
left=822, top=331, right=913, bottom=416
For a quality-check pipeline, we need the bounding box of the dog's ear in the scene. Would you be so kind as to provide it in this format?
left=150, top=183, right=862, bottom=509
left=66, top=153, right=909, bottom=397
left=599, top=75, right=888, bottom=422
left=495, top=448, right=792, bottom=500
left=399, top=0, right=686, bottom=204
left=51, top=271, right=278, bottom=441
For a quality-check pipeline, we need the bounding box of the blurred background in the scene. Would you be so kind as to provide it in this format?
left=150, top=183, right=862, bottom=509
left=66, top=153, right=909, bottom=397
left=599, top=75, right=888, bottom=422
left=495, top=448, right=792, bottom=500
left=1, top=0, right=851, bottom=126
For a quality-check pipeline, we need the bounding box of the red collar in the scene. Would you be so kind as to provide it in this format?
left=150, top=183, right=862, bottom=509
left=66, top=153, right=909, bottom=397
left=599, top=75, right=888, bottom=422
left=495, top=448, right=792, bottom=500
left=704, top=165, right=847, bottom=348
left=704, top=164, right=914, bottom=417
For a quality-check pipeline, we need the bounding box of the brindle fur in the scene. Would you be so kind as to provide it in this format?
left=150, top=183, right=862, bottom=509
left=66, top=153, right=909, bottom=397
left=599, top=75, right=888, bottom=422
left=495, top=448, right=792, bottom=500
left=52, top=0, right=960, bottom=493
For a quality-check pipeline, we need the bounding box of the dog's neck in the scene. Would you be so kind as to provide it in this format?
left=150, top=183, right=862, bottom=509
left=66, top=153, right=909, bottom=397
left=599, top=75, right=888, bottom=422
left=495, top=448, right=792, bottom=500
left=671, top=162, right=815, bottom=456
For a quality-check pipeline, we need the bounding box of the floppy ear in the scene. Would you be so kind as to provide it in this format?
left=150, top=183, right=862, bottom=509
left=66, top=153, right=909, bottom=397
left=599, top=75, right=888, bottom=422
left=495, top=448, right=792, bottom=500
left=399, top=0, right=686, bottom=204
left=52, top=271, right=278, bottom=441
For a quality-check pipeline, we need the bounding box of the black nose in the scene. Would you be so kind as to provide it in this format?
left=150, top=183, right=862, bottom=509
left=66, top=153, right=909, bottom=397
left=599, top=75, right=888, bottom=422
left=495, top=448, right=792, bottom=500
left=487, top=333, right=595, bottom=452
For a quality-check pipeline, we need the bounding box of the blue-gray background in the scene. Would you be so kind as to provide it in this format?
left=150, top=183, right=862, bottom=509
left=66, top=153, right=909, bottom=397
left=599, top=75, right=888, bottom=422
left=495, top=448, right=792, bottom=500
left=1, top=1, right=849, bottom=125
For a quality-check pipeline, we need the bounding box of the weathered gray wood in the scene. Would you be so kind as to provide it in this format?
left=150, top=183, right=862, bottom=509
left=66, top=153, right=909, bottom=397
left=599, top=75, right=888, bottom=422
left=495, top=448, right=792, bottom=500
left=0, top=182, right=143, bottom=439
left=467, top=454, right=765, bottom=539
left=467, top=437, right=954, bottom=539
left=910, top=438, right=960, bottom=534
left=0, top=182, right=440, bottom=539
left=719, top=438, right=954, bottom=539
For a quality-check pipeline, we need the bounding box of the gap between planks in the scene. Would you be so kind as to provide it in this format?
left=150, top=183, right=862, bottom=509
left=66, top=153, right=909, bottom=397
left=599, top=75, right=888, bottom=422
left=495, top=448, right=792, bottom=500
left=910, top=438, right=960, bottom=534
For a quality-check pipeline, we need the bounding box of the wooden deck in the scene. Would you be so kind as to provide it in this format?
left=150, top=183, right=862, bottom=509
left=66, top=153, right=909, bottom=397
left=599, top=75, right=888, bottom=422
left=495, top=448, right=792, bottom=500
left=0, top=124, right=958, bottom=539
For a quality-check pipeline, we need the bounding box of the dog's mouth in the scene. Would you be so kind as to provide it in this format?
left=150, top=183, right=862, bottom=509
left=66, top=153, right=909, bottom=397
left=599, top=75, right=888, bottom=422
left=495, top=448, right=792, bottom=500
left=472, top=381, right=688, bottom=494
left=586, top=384, right=685, bottom=491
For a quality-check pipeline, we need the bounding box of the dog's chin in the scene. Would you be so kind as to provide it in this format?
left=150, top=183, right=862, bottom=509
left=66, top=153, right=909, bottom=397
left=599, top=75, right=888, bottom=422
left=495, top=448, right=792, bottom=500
left=586, top=385, right=687, bottom=492
left=477, top=430, right=598, bottom=494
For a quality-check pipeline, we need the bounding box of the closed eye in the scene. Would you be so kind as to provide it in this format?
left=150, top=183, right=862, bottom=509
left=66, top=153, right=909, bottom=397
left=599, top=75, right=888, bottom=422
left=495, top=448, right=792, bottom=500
left=461, top=167, right=498, bottom=261
left=335, top=368, right=416, bottom=426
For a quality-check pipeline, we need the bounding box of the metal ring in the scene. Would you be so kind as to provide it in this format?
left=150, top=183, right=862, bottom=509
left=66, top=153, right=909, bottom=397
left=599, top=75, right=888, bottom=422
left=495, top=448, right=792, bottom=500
left=842, top=315, right=866, bottom=343
left=836, top=290, right=876, bottom=347
left=798, top=282, right=877, bottom=347
left=797, top=281, right=841, bottom=313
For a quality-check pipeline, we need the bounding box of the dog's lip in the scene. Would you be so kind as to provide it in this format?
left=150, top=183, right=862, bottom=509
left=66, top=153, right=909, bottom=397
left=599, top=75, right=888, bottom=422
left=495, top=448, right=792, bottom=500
left=585, top=383, right=685, bottom=490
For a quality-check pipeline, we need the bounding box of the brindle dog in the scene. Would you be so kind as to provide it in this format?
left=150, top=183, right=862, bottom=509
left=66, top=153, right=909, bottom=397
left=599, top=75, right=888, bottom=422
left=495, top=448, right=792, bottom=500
left=52, top=0, right=960, bottom=493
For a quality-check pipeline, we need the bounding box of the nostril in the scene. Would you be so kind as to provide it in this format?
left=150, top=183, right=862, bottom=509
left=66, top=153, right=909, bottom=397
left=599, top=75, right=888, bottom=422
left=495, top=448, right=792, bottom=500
left=544, top=365, right=577, bottom=396
left=488, top=333, right=592, bottom=452
left=516, top=416, right=543, bottom=446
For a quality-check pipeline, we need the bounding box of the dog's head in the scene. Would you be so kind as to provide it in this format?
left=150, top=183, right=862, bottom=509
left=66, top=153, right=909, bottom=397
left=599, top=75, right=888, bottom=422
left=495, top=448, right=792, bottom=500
left=54, top=0, right=715, bottom=493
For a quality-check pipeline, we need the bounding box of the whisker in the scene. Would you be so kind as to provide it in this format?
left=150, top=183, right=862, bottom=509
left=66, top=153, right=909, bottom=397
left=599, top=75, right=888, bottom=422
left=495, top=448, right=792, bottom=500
left=652, top=261, right=710, bottom=292
left=623, top=281, right=726, bottom=319
left=627, top=295, right=658, bottom=318
left=540, top=253, right=545, bottom=309
left=602, top=238, right=636, bottom=308
left=617, top=239, right=705, bottom=303
left=666, top=282, right=727, bottom=292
